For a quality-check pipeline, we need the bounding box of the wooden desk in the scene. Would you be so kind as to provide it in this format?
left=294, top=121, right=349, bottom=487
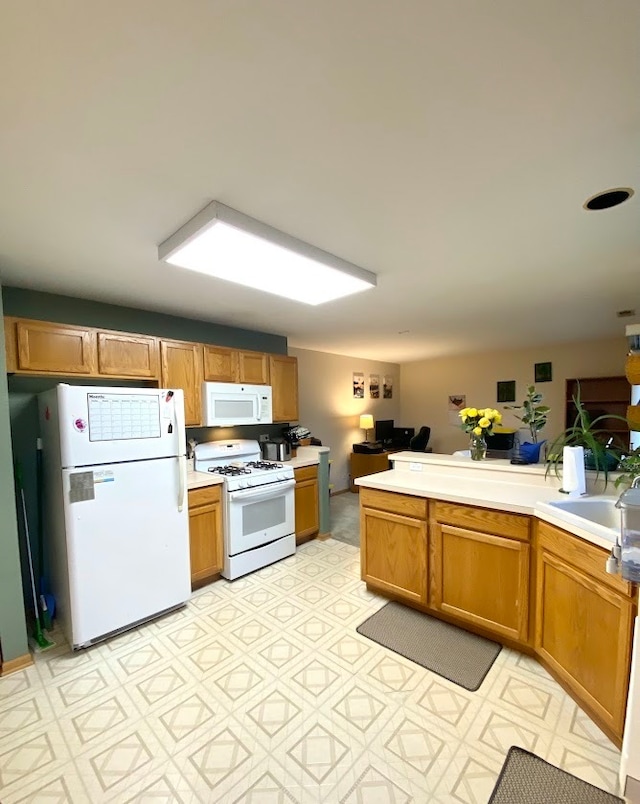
left=350, top=450, right=397, bottom=492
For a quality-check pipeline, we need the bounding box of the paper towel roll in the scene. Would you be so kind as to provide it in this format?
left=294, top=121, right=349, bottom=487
left=562, top=446, right=586, bottom=496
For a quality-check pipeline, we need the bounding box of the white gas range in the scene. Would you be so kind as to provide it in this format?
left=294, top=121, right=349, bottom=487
left=194, top=439, right=295, bottom=580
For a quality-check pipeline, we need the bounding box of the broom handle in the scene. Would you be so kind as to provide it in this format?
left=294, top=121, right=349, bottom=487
left=16, top=462, right=40, bottom=620
left=36, top=438, right=44, bottom=591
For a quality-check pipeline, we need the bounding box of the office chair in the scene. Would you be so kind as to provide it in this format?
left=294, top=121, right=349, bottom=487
left=409, top=426, right=431, bottom=452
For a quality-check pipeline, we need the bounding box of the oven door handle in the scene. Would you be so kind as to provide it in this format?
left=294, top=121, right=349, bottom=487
left=228, top=479, right=296, bottom=501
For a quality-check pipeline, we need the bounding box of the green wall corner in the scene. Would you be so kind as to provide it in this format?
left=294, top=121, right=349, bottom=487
left=0, top=282, right=29, bottom=663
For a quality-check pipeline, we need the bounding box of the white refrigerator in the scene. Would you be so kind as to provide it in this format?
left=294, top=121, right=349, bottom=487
left=38, top=384, right=190, bottom=649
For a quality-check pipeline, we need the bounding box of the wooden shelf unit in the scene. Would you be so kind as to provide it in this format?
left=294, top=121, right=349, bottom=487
left=565, top=376, right=631, bottom=450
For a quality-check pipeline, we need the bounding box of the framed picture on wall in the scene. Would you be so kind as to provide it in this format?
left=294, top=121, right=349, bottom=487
left=497, top=380, right=516, bottom=403
left=369, top=374, right=380, bottom=398
left=353, top=372, right=364, bottom=398
left=448, top=394, right=466, bottom=426
left=535, top=362, right=553, bottom=382
left=383, top=376, right=393, bottom=399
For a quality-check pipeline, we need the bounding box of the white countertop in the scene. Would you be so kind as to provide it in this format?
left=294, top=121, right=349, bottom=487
left=186, top=467, right=224, bottom=490
left=356, top=453, right=622, bottom=550
left=288, top=445, right=329, bottom=469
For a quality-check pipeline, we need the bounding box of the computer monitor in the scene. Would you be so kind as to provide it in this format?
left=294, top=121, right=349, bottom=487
left=374, top=419, right=394, bottom=446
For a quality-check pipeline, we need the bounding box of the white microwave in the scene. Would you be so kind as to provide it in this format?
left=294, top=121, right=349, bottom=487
left=202, top=382, right=273, bottom=427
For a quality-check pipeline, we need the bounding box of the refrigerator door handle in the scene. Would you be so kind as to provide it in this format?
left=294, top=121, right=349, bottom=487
left=173, top=389, right=186, bottom=457
left=178, top=455, right=186, bottom=512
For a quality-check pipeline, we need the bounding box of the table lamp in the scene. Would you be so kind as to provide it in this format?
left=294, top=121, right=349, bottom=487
left=359, top=414, right=374, bottom=443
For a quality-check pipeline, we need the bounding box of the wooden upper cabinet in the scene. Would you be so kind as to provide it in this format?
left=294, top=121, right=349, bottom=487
left=270, top=354, right=299, bottom=422
left=97, top=332, right=159, bottom=378
left=160, top=339, right=204, bottom=426
left=237, top=350, right=270, bottom=384
left=203, top=345, right=238, bottom=382
left=11, top=318, right=97, bottom=375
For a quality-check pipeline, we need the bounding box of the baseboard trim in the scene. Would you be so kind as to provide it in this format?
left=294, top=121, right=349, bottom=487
left=1, top=652, right=33, bottom=676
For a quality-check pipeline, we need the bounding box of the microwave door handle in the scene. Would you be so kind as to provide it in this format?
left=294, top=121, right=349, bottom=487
left=229, top=479, right=295, bottom=501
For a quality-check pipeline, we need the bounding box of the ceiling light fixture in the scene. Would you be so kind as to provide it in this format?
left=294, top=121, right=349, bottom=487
left=158, top=201, right=376, bottom=305
left=583, top=187, right=634, bottom=210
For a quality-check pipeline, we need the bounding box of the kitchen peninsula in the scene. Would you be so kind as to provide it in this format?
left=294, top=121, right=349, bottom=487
left=355, top=452, right=638, bottom=747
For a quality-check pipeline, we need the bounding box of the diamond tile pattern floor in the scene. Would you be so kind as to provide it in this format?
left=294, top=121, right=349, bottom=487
left=0, top=538, right=621, bottom=803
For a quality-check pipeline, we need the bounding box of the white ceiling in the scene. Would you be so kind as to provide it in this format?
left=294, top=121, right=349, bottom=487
left=0, top=1, right=638, bottom=362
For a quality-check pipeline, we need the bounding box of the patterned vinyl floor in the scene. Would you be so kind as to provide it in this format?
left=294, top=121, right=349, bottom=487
left=0, top=538, right=622, bottom=803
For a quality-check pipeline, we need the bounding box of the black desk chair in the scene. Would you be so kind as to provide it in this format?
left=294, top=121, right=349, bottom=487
left=409, top=426, right=431, bottom=452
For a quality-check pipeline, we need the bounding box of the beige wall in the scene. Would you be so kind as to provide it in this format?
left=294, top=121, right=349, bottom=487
left=289, top=347, right=401, bottom=492
left=399, top=336, right=628, bottom=455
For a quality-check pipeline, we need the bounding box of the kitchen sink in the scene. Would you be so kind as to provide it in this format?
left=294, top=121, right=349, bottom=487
left=547, top=498, right=620, bottom=530
left=536, top=497, right=621, bottom=548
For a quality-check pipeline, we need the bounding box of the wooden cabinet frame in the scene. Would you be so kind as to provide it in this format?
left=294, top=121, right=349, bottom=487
left=294, top=465, right=319, bottom=544
left=358, top=489, right=638, bottom=746
left=97, top=332, right=159, bottom=378
left=188, top=486, right=223, bottom=587
left=4, top=316, right=298, bottom=429
left=431, top=523, right=530, bottom=643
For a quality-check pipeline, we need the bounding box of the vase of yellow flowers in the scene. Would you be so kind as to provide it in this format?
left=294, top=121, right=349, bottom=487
left=459, top=407, right=502, bottom=461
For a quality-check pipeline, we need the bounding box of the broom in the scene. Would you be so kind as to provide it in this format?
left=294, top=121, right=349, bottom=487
left=15, top=460, right=55, bottom=651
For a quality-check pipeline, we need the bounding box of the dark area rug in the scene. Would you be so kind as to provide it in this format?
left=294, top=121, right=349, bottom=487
left=489, top=746, right=624, bottom=803
left=356, top=601, right=501, bottom=691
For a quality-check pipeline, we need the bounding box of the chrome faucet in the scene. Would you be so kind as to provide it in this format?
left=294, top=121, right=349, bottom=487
left=609, top=476, right=640, bottom=581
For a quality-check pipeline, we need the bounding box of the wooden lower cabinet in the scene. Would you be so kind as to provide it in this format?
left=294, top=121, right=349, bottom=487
left=358, top=491, right=637, bottom=746
left=431, top=502, right=531, bottom=644
left=360, top=489, right=428, bottom=605
left=188, top=485, right=223, bottom=587
left=535, top=521, right=636, bottom=743
left=294, top=465, right=319, bottom=544
left=160, top=339, right=204, bottom=426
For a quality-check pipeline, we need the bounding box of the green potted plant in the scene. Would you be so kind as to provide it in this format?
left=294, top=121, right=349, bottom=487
left=545, top=382, right=626, bottom=485
left=504, top=385, right=549, bottom=463
left=614, top=447, right=640, bottom=489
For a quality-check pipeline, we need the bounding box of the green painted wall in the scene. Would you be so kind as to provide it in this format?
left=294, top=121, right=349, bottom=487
left=0, top=282, right=29, bottom=663
left=2, top=286, right=291, bottom=641
left=2, top=286, right=287, bottom=353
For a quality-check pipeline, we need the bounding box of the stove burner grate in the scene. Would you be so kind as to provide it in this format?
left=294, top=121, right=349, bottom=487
left=208, top=465, right=252, bottom=476
left=245, top=461, right=283, bottom=470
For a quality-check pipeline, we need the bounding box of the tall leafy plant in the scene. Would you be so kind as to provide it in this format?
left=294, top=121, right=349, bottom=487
left=545, top=382, right=626, bottom=484
left=504, top=385, right=549, bottom=443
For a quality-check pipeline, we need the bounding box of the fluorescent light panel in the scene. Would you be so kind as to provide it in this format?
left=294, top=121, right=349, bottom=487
left=158, top=201, right=376, bottom=305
